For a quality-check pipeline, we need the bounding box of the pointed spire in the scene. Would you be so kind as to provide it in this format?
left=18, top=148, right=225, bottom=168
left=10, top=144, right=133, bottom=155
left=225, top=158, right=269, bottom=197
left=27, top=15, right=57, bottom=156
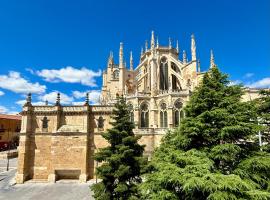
left=145, top=40, right=148, bottom=51
left=119, top=42, right=124, bottom=68
left=183, top=50, right=187, bottom=64
left=151, top=30, right=155, bottom=51
left=210, top=49, right=215, bottom=68
left=84, top=92, right=89, bottom=105
left=24, top=93, right=32, bottom=106
left=140, top=46, right=144, bottom=57
left=191, top=34, right=196, bottom=61
left=156, top=36, right=159, bottom=48
left=55, top=92, right=61, bottom=106
left=107, top=51, right=114, bottom=66
left=45, top=100, right=48, bottom=106
left=169, top=37, right=172, bottom=49
left=176, top=40, right=179, bottom=53
left=198, top=59, right=201, bottom=72
left=130, top=51, right=133, bottom=70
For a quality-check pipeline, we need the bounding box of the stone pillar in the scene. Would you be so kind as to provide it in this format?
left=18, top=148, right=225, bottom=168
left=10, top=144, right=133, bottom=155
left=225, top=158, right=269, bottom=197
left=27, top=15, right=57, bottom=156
left=150, top=98, right=157, bottom=128
left=16, top=106, right=33, bottom=184
left=150, top=58, right=157, bottom=96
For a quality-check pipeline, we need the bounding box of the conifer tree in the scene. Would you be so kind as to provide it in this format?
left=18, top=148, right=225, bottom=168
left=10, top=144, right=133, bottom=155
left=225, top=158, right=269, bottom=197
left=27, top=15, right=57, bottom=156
left=257, top=89, right=270, bottom=147
left=140, top=67, right=270, bottom=200
left=91, top=95, right=145, bottom=200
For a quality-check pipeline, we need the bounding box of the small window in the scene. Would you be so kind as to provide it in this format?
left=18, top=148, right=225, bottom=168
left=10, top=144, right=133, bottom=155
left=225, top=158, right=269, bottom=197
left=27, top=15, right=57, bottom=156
left=98, top=116, right=104, bottom=129
left=42, top=116, right=49, bottom=130
left=113, top=70, right=119, bottom=79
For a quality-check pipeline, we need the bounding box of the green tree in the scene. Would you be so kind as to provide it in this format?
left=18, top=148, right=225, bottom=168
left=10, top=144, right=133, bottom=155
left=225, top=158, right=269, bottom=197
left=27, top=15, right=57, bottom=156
left=257, top=89, right=270, bottom=147
left=91, top=95, right=146, bottom=200
left=140, top=67, right=270, bottom=200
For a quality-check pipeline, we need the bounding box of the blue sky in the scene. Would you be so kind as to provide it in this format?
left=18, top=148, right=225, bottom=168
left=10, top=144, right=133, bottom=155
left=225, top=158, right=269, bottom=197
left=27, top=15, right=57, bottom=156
left=0, top=0, right=269, bottom=113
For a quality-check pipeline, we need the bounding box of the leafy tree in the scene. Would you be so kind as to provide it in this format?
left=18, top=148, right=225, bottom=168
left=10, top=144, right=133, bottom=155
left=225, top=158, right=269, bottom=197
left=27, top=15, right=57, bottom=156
left=140, top=67, right=270, bottom=200
left=91, top=95, right=146, bottom=200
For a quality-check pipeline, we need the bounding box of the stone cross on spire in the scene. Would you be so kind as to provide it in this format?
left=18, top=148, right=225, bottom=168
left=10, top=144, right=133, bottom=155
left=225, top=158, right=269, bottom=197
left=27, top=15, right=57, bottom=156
left=191, top=34, right=196, bottom=61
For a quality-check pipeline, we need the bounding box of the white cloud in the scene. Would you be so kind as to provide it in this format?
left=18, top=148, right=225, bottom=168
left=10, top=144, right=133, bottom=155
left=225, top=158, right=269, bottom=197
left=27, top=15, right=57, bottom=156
left=0, top=105, right=8, bottom=113
left=0, top=91, right=4, bottom=96
left=38, top=91, right=74, bottom=105
left=246, top=77, right=270, bottom=89
left=244, top=73, right=254, bottom=78
left=36, top=66, right=101, bottom=87
left=0, top=71, right=46, bottom=94
left=72, top=90, right=100, bottom=104
left=16, top=100, right=49, bottom=106
left=228, top=80, right=242, bottom=86
left=72, top=102, right=85, bottom=105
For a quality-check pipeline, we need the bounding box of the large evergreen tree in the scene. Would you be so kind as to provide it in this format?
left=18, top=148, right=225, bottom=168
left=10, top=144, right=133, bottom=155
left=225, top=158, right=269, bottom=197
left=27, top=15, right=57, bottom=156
left=91, top=95, right=145, bottom=200
left=140, top=67, right=270, bottom=200
left=257, top=89, right=270, bottom=147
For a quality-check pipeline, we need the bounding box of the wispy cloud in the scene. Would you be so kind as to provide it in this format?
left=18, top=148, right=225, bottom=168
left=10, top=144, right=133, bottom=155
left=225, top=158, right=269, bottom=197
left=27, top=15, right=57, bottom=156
left=36, top=66, right=102, bottom=87
left=246, top=77, right=270, bottom=88
left=0, top=105, right=8, bottom=113
left=0, top=91, right=4, bottom=96
left=243, top=73, right=254, bottom=79
left=38, top=91, right=74, bottom=104
left=0, top=71, right=46, bottom=94
left=72, top=90, right=101, bottom=104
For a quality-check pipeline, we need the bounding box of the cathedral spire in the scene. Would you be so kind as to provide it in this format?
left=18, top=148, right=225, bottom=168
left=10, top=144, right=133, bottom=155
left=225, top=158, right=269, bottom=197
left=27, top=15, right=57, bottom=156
left=145, top=40, right=148, bottom=52
left=140, top=46, right=144, bottom=57
left=210, top=49, right=215, bottom=68
left=176, top=40, right=179, bottom=53
left=107, top=51, right=114, bottom=66
left=130, top=51, right=133, bottom=70
left=119, top=42, right=124, bottom=68
left=156, top=36, right=159, bottom=48
left=183, top=50, right=187, bottom=64
left=151, top=30, right=155, bottom=51
left=198, top=59, right=201, bottom=72
left=191, top=34, right=196, bottom=61
left=169, top=37, right=172, bottom=49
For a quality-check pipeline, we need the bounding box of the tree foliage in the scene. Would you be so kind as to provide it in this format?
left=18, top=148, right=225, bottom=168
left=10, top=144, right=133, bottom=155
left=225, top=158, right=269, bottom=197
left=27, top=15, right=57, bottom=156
left=91, top=96, right=146, bottom=200
left=140, top=67, right=270, bottom=200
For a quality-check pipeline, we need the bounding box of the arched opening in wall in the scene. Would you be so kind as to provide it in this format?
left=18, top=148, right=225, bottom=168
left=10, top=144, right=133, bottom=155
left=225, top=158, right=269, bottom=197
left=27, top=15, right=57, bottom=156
left=113, top=70, right=119, bottom=79
left=140, top=103, right=149, bottom=128
left=171, top=62, right=182, bottom=91
left=42, top=116, right=49, bottom=132
left=173, top=100, right=183, bottom=127
left=128, top=104, right=134, bottom=123
left=98, top=116, right=104, bottom=129
left=160, top=103, right=168, bottom=128
left=159, top=57, right=168, bottom=90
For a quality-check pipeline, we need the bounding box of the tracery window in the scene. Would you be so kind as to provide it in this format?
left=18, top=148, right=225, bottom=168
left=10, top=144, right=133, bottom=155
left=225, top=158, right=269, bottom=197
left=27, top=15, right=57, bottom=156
left=171, top=62, right=181, bottom=90
left=174, top=100, right=183, bottom=127
left=140, top=103, right=149, bottom=128
left=128, top=104, right=134, bottom=123
left=113, top=70, right=119, bottom=79
left=160, top=103, right=168, bottom=128
left=98, top=116, right=104, bottom=129
left=159, top=57, right=168, bottom=90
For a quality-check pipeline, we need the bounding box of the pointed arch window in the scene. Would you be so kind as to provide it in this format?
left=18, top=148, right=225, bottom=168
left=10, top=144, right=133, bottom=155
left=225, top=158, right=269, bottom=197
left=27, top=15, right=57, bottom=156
left=160, top=103, right=168, bottom=128
left=128, top=104, right=134, bottom=123
left=98, top=116, right=104, bottom=129
left=140, top=103, right=149, bottom=128
left=159, top=57, right=168, bottom=90
left=173, top=100, right=183, bottom=127
left=113, top=70, right=119, bottom=79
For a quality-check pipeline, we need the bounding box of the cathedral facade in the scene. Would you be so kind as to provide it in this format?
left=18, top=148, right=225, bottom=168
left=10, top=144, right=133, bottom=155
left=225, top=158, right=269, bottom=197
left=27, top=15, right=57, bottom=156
left=16, top=32, right=260, bottom=184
